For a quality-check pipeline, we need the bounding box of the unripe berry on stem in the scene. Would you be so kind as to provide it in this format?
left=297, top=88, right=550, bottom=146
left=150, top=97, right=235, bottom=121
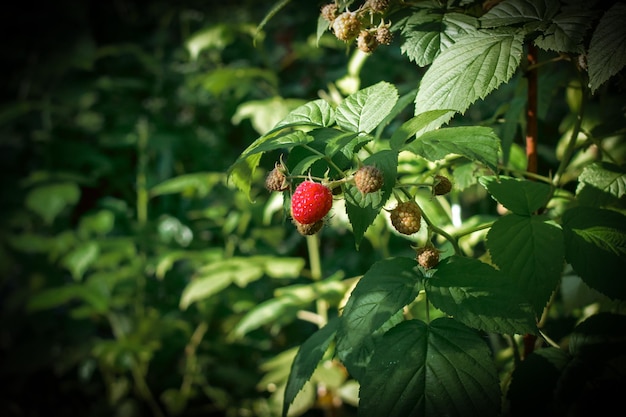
left=354, top=165, right=384, bottom=194
left=332, top=11, right=361, bottom=41
left=433, top=174, right=452, bottom=196
left=416, top=246, right=440, bottom=269
left=390, top=201, right=422, bottom=235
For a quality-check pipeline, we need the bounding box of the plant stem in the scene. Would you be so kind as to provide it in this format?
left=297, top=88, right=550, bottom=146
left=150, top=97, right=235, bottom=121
left=420, top=205, right=462, bottom=256
left=136, top=117, right=149, bottom=226
left=525, top=43, right=539, bottom=177
left=306, top=235, right=328, bottom=328
left=180, top=322, right=209, bottom=402
left=453, top=221, right=494, bottom=239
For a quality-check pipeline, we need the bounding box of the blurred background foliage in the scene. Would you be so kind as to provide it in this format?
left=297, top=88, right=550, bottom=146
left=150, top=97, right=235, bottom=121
left=1, top=1, right=623, bottom=416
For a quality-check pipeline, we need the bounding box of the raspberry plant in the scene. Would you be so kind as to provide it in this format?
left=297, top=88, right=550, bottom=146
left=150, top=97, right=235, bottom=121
left=229, top=1, right=626, bottom=416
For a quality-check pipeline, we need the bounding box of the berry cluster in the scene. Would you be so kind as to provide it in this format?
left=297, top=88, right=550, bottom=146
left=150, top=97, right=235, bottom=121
left=320, top=1, right=393, bottom=53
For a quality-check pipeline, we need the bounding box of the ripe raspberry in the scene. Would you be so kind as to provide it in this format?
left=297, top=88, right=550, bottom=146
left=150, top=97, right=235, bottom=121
left=354, top=165, right=384, bottom=194
left=416, top=247, right=440, bottom=269
left=357, top=30, right=379, bottom=53
left=321, top=3, right=338, bottom=22
left=390, top=201, right=421, bottom=235
left=294, top=219, right=324, bottom=236
left=332, top=11, right=361, bottom=41
left=375, top=25, right=393, bottom=45
left=265, top=166, right=289, bottom=192
left=366, top=0, right=390, bottom=14
left=433, top=175, right=452, bottom=196
left=291, top=181, right=333, bottom=224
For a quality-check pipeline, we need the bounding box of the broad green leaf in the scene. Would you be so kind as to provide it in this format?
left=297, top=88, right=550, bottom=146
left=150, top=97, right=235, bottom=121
left=78, top=210, right=115, bottom=238
left=374, top=88, right=417, bottom=139
left=568, top=312, right=626, bottom=356
left=185, top=24, right=235, bottom=59
left=344, top=150, right=398, bottom=247
left=150, top=172, right=225, bottom=198
left=359, top=318, right=501, bottom=417
left=335, top=81, right=398, bottom=134
left=308, top=128, right=358, bottom=158
left=336, top=258, right=421, bottom=370
left=588, top=3, right=626, bottom=93
left=283, top=318, right=339, bottom=417
left=199, top=67, right=278, bottom=96
left=27, top=284, right=109, bottom=313
left=25, top=182, right=81, bottom=225
left=533, top=6, right=596, bottom=53
left=389, top=109, right=455, bottom=150
left=487, top=214, right=564, bottom=314
left=229, top=296, right=304, bottom=340
left=273, top=99, right=335, bottom=131
left=400, top=8, right=479, bottom=66
left=61, top=241, right=100, bottom=281
left=562, top=207, right=626, bottom=300
left=479, top=0, right=559, bottom=28
left=403, top=126, right=501, bottom=171
left=414, top=30, right=523, bottom=132
left=426, top=256, right=537, bottom=334
left=479, top=175, right=552, bottom=215
left=576, top=162, right=626, bottom=207
left=232, top=97, right=307, bottom=135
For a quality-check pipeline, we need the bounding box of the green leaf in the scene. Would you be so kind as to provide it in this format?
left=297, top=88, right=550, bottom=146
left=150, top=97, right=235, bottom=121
left=403, top=126, right=501, bottom=171
left=232, top=97, right=307, bottom=135
left=533, top=6, right=597, bottom=53
left=273, top=99, right=335, bottom=132
left=425, top=256, right=537, bottom=335
left=479, top=0, right=559, bottom=28
left=283, top=318, right=339, bottom=417
left=185, top=24, right=235, bottom=59
left=25, top=182, right=81, bottom=225
left=335, top=81, right=399, bottom=134
left=400, top=8, right=479, bottom=66
left=414, top=30, right=523, bottom=132
left=359, top=318, right=501, bottom=417
left=588, top=3, right=626, bottom=93
left=389, top=109, right=455, bottom=150
left=150, top=172, right=225, bottom=198
left=336, top=258, right=421, bottom=374
left=61, top=241, right=100, bottom=281
left=576, top=162, right=626, bottom=207
left=487, top=214, right=564, bottom=314
left=78, top=210, right=115, bottom=238
left=568, top=312, right=626, bottom=357
left=562, top=207, right=626, bottom=300
left=199, top=67, right=278, bottom=96
left=229, top=296, right=305, bottom=340
left=344, top=150, right=398, bottom=247
left=479, top=175, right=552, bottom=215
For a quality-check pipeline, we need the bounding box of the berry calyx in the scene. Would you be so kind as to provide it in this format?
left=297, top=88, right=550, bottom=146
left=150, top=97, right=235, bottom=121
left=433, top=175, right=452, bottom=196
left=354, top=165, right=384, bottom=194
left=390, top=200, right=422, bottom=235
left=332, top=11, right=361, bottom=41
left=291, top=181, right=333, bottom=225
left=416, top=247, right=440, bottom=269
left=294, top=219, right=324, bottom=236
left=265, top=164, right=289, bottom=192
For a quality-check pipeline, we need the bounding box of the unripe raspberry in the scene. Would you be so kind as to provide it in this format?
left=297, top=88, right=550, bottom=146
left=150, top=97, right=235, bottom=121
left=265, top=165, right=289, bottom=192
left=294, top=219, right=324, bottom=236
left=390, top=201, right=422, bottom=235
left=357, top=30, right=379, bottom=53
left=433, top=175, right=452, bottom=196
left=354, top=165, right=384, bottom=194
left=416, top=247, right=440, bottom=269
left=366, top=0, right=390, bottom=14
left=321, top=3, right=338, bottom=22
left=375, top=25, right=393, bottom=45
left=332, top=11, right=361, bottom=41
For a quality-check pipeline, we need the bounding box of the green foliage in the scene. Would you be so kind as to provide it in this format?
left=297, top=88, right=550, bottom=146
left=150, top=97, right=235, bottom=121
left=2, top=0, right=625, bottom=416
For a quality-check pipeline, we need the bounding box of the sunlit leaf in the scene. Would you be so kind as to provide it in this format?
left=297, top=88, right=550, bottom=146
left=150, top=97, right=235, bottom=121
left=426, top=256, right=537, bottom=334
left=479, top=175, right=552, bottom=215
left=576, top=162, right=626, bottom=207
left=335, top=81, right=398, bottom=134
left=389, top=109, right=455, bottom=150
left=562, top=207, right=626, bottom=300
left=487, top=214, right=564, bottom=314
left=359, top=318, right=501, bottom=417
left=61, top=241, right=100, bottom=281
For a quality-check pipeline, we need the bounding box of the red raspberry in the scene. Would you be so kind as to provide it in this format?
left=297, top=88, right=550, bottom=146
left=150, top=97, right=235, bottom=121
left=354, top=165, right=384, bottom=193
left=390, top=201, right=421, bottom=235
left=416, top=247, right=440, bottom=269
left=433, top=175, right=452, bottom=196
left=291, top=181, right=333, bottom=224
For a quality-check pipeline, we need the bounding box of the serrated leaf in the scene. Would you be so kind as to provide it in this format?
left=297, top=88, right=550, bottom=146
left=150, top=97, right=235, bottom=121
left=576, top=162, right=626, bottom=207
left=414, top=30, right=523, bottom=132
left=344, top=150, right=398, bottom=247
left=336, top=258, right=421, bottom=372
left=400, top=8, right=479, bottom=66
left=274, top=99, right=335, bottom=131
left=479, top=0, right=560, bottom=28
left=359, top=318, right=501, bottom=417
left=335, top=81, right=398, bottom=134
left=150, top=172, right=225, bottom=198
left=487, top=214, right=564, bottom=314
left=389, top=109, right=455, bottom=150
left=533, top=7, right=596, bottom=53
left=283, top=318, right=339, bottom=417
left=568, top=312, right=626, bottom=356
left=588, top=3, right=626, bottom=93
left=425, top=256, right=537, bottom=334
left=479, top=175, right=552, bottom=215
left=404, top=126, right=501, bottom=171
left=562, top=207, right=626, bottom=300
